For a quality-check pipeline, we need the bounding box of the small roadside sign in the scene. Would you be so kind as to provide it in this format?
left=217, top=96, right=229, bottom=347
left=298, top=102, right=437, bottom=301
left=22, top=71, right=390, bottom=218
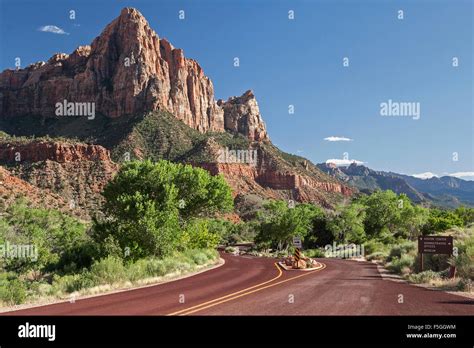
left=293, top=236, right=302, bottom=248
left=418, top=236, right=453, bottom=255
left=418, top=235, right=453, bottom=273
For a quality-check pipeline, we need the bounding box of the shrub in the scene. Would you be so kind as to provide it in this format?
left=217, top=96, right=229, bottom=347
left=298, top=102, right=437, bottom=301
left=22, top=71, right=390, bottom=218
left=408, top=270, right=441, bottom=284
left=51, top=273, right=95, bottom=294
left=181, top=219, right=220, bottom=250
left=225, top=246, right=237, bottom=254
left=0, top=199, right=89, bottom=274
left=56, top=240, right=98, bottom=273
left=363, top=239, right=387, bottom=255
left=449, top=233, right=474, bottom=280
left=457, top=278, right=472, bottom=292
left=126, top=259, right=150, bottom=281
left=90, top=257, right=126, bottom=285
left=144, top=259, right=167, bottom=277
left=183, top=249, right=209, bottom=265
left=174, top=261, right=194, bottom=273
left=387, top=241, right=416, bottom=261
left=202, top=249, right=219, bottom=260
left=387, top=254, right=415, bottom=274
left=304, top=249, right=326, bottom=258
left=0, top=277, right=27, bottom=305
left=451, top=253, right=473, bottom=280
left=366, top=251, right=388, bottom=262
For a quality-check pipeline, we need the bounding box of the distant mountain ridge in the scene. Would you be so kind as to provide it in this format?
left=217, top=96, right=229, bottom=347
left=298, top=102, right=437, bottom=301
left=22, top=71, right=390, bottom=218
left=316, top=162, right=474, bottom=208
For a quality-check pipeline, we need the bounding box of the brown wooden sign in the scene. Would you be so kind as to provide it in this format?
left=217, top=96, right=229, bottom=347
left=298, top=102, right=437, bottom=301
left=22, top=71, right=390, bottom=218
left=418, top=236, right=453, bottom=255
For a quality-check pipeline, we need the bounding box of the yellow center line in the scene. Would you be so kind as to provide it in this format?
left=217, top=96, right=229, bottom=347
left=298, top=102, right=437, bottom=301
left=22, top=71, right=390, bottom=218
left=167, top=262, right=283, bottom=316
left=175, top=262, right=327, bottom=316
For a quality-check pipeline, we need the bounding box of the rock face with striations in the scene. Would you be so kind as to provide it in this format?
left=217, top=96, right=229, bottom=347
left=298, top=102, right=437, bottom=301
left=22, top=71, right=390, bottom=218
left=218, top=90, right=268, bottom=141
left=0, top=7, right=269, bottom=140
left=0, top=140, right=118, bottom=219
left=0, top=141, right=112, bottom=163
left=1, top=7, right=262, bottom=136
left=0, top=7, right=355, bottom=214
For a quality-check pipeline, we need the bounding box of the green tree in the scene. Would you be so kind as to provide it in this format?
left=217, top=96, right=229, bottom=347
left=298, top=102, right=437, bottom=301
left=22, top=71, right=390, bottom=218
left=0, top=199, right=88, bottom=275
left=357, top=190, right=427, bottom=241
left=423, top=208, right=464, bottom=233
left=454, top=206, right=474, bottom=227
left=303, top=207, right=332, bottom=248
left=180, top=219, right=221, bottom=250
left=255, top=200, right=319, bottom=251
left=93, top=160, right=233, bottom=259
left=328, top=203, right=367, bottom=244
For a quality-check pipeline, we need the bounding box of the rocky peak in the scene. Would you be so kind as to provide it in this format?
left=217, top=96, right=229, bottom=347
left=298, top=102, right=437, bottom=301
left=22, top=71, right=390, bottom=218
left=218, top=90, right=268, bottom=141
left=0, top=7, right=276, bottom=142
left=345, top=163, right=371, bottom=176
left=0, top=7, right=225, bottom=133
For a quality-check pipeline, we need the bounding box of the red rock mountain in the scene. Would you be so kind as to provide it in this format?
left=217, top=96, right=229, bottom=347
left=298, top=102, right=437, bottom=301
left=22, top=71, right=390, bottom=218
left=0, top=7, right=354, bottom=217
left=0, top=7, right=267, bottom=141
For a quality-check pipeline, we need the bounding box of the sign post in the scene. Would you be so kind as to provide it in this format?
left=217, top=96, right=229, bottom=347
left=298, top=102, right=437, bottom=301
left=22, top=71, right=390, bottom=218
left=293, top=236, right=302, bottom=268
left=292, top=236, right=302, bottom=249
left=418, top=236, right=453, bottom=273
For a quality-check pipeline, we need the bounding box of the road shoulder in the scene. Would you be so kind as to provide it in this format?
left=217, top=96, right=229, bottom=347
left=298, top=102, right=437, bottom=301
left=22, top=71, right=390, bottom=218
left=0, top=257, right=225, bottom=314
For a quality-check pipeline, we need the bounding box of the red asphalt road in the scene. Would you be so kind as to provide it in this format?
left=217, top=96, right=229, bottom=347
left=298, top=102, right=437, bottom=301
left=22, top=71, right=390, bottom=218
left=3, top=253, right=473, bottom=315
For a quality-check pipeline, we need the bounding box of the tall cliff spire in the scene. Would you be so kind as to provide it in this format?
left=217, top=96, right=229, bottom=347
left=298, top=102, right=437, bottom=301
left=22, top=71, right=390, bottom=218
left=0, top=7, right=269, bottom=141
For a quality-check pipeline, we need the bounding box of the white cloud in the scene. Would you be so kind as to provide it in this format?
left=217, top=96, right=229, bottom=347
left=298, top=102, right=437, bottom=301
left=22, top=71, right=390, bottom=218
left=412, top=172, right=438, bottom=179
left=324, top=136, right=353, bottom=142
left=446, top=172, right=474, bottom=180
left=38, top=25, right=69, bottom=35
left=325, top=159, right=364, bottom=167
left=411, top=171, right=474, bottom=181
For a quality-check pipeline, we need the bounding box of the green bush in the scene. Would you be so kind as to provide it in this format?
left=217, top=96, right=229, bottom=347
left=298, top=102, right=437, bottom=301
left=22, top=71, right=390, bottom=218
left=141, top=259, right=165, bottom=277
left=366, top=251, right=388, bottom=262
left=450, top=233, right=474, bottom=280
left=181, top=219, right=220, bottom=250
left=0, top=199, right=89, bottom=274
left=304, top=249, right=326, bottom=258
left=421, top=253, right=450, bottom=273
left=90, top=257, right=126, bottom=285
left=225, top=246, right=237, bottom=254
left=51, top=273, right=95, bottom=294
left=387, top=254, right=415, bottom=274
left=457, top=278, right=472, bottom=292
left=408, top=270, right=441, bottom=284
left=202, top=249, right=218, bottom=260
left=387, top=241, right=416, bottom=261
left=183, top=249, right=210, bottom=265
left=1, top=248, right=216, bottom=304
left=451, top=254, right=473, bottom=280
left=0, top=277, right=27, bottom=305
left=126, top=259, right=151, bottom=281
left=363, top=239, right=387, bottom=255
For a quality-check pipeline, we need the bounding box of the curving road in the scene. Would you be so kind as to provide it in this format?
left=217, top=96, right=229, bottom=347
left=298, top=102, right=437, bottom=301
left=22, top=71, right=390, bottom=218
left=3, top=253, right=473, bottom=315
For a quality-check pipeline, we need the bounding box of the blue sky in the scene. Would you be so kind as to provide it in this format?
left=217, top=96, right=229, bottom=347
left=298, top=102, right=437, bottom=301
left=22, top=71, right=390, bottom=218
left=0, top=0, right=472, bottom=179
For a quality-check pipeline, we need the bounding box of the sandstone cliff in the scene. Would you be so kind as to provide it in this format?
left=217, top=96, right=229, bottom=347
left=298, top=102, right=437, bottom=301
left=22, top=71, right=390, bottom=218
left=0, top=140, right=118, bottom=219
left=0, top=7, right=354, bottom=216
left=0, top=166, right=83, bottom=218
left=0, top=8, right=267, bottom=141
